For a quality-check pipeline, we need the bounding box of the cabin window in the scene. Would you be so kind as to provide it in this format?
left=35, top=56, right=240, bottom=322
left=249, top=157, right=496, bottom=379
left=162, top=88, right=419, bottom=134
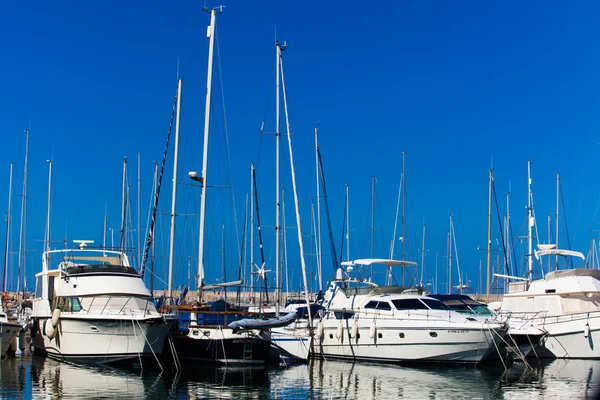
left=54, top=297, right=82, bottom=312
left=421, top=299, right=451, bottom=311
left=399, top=332, right=405, bottom=338
left=35, top=276, right=43, bottom=298
left=391, top=299, right=429, bottom=310
left=365, top=301, right=392, bottom=310
left=545, top=289, right=556, bottom=294
left=430, top=332, right=438, bottom=338
left=364, top=301, right=379, bottom=309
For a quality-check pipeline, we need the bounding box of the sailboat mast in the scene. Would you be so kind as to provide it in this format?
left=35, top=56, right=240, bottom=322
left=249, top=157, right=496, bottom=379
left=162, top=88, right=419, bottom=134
left=506, top=187, right=511, bottom=276
left=527, top=161, right=534, bottom=281
left=420, top=223, right=425, bottom=286
left=486, top=169, right=492, bottom=304
left=448, top=216, right=452, bottom=294
left=120, top=157, right=127, bottom=251
left=275, top=40, right=284, bottom=314
left=168, top=78, right=183, bottom=301
left=3, top=162, right=13, bottom=292
left=555, top=172, right=560, bottom=269
left=18, top=130, right=29, bottom=289
left=197, top=8, right=219, bottom=301
left=401, top=152, right=406, bottom=262
left=137, top=151, right=141, bottom=268
left=345, top=184, right=350, bottom=262
left=250, top=163, right=255, bottom=299
left=45, top=160, right=53, bottom=253
left=314, top=126, right=323, bottom=292
left=370, top=176, right=375, bottom=259
left=279, top=51, right=312, bottom=327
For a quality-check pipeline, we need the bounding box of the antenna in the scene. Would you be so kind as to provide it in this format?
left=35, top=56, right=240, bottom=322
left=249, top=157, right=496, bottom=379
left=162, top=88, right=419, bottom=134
left=73, top=240, right=94, bottom=250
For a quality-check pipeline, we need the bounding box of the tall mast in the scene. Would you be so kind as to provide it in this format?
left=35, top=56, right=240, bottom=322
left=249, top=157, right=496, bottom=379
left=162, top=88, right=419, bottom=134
left=527, top=161, right=534, bottom=281
left=137, top=151, right=141, bottom=268
left=401, top=152, right=406, bottom=263
left=18, top=130, right=29, bottom=289
left=103, top=211, right=107, bottom=249
left=486, top=169, right=492, bottom=304
left=506, top=186, right=511, bottom=277
left=555, top=172, right=560, bottom=269
left=275, top=40, right=286, bottom=314
left=370, top=176, right=375, bottom=259
left=3, top=163, right=13, bottom=292
left=197, top=7, right=219, bottom=301
left=150, top=161, right=158, bottom=295
left=250, top=163, right=255, bottom=298
left=45, top=160, right=53, bottom=253
left=120, top=156, right=127, bottom=251
left=314, top=126, right=323, bottom=291
left=345, top=184, right=350, bottom=262
left=168, top=78, right=183, bottom=301
left=221, top=222, right=226, bottom=299
left=420, top=223, right=426, bottom=286
left=279, top=50, right=312, bottom=327
left=447, top=216, right=452, bottom=294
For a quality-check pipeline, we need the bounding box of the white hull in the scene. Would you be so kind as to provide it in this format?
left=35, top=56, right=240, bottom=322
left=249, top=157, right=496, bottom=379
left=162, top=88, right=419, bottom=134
left=316, top=320, right=503, bottom=363
left=0, top=321, right=22, bottom=357
left=271, top=326, right=312, bottom=362
left=31, top=316, right=170, bottom=363
left=533, top=311, right=600, bottom=358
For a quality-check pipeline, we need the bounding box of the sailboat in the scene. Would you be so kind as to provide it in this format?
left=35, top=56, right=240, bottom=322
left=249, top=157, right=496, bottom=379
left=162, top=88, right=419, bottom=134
left=495, top=162, right=600, bottom=359
left=266, top=41, right=314, bottom=363
left=171, top=8, right=294, bottom=365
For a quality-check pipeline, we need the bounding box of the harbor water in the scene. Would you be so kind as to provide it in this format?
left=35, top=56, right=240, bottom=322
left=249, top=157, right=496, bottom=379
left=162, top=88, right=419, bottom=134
left=0, top=352, right=598, bottom=399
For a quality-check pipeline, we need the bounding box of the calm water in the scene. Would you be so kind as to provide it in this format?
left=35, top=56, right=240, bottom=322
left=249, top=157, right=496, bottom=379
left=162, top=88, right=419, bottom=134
left=0, top=352, right=598, bottom=399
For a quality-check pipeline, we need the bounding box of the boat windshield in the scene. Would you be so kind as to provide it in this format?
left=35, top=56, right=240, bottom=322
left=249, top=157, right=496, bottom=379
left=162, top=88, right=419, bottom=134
left=64, top=263, right=139, bottom=276
left=420, top=298, right=452, bottom=311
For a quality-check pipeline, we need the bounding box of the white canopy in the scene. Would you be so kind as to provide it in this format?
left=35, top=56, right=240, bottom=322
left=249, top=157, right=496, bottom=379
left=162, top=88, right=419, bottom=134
left=340, top=258, right=418, bottom=267
left=534, top=249, right=585, bottom=260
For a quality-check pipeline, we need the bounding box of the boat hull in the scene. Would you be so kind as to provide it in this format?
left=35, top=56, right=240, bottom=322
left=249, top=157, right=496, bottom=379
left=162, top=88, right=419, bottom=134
left=533, top=312, right=600, bottom=359
left=0, top=322, right=22, bottom=357
left=31, top=316, right=170, bottom=363
left=270, top=326, right=311, bottom=363
left=175, top=326, right=271, bottom=365
left=315, top=322, right=504, bottom=364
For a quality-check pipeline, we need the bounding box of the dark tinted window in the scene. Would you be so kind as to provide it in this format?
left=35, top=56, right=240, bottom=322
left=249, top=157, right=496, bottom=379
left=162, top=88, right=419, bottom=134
left=364, top=301, right=379, bottom=309
left=392, top=299, right=429, bottom=310
left=421, top=299, right=451, bottom=310
left=377, top=302, right=392, bottom=310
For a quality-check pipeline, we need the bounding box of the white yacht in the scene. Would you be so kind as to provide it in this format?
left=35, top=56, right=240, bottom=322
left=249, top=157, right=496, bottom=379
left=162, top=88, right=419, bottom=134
left=30, top=241, right=172, bottom=364
left=0, top=306, right=23, bottom=357
left=498, top=246, right=600, bottom=359
left=316, top=259, right=508, bottom=363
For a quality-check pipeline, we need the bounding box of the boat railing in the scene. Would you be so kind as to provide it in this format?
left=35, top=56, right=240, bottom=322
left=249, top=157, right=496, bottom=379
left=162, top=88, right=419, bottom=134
left=326, top=307, right=463, bottom=324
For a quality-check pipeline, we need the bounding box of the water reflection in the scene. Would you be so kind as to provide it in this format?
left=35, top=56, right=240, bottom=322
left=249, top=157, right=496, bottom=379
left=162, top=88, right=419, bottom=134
left=0, top=354, right=164, bottom=399
left=0, top=353, right=598, bottom=399
left=174, top=365, right=271, bottom=399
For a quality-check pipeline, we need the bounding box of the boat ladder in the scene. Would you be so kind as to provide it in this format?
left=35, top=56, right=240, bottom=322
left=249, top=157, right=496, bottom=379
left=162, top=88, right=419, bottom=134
left=243, top=342, right=253, bottom=361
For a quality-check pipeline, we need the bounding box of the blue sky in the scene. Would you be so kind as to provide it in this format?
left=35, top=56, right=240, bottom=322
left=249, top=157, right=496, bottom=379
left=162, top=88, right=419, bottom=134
left=1, top=1, right=600, bottom=295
